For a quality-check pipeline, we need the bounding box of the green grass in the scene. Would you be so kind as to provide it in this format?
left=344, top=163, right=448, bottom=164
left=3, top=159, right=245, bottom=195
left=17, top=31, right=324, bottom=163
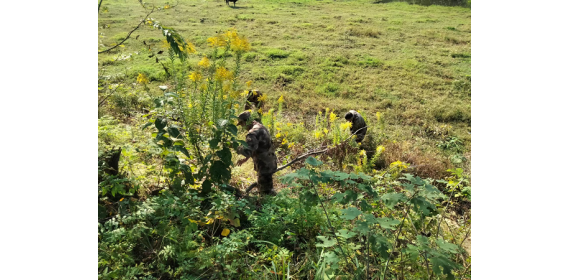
left=99, top=0, right=471, bottom=176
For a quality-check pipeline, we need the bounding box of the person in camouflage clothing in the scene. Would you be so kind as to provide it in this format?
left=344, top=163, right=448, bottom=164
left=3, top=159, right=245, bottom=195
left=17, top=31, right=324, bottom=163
left=236, top=111, right=278, bottom=195
left=244, top=90, right=263, bottom=111
left=344, top=110, right=367, bottom=143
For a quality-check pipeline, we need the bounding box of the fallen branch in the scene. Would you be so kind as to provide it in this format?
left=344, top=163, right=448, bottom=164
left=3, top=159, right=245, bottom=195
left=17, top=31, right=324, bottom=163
left=98, top=7, right=155, bottom=54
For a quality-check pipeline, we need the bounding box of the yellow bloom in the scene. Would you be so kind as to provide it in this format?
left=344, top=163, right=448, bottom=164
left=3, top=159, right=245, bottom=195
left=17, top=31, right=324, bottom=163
left=275, top=133, right=282, bottom=138
left=185, top=42, right=196, bottom=54
left=315, top=131, right=322, bottom=139
left=198, top=56, right=210, bottom=67
left=278, top=95, right=284, bottom=104
left=188, top=72, right=202, bottom=82
left=136, top=73, right=149, bottom=84
left=215, top=67, right=233, bottom=81
left=164, top=4, right=170, bottom=9
left=323, top=128, right=329, bottom=134
left=221, top=228, right=230, bottom=237
left=376, top=112, right=381, bottom=122
left=207, top=36, right=226, bottom=47
left=282, top=138, right=288, bottom=145
left=376, top=145, right=385, bottom=154
left=230, top=36, right=251, bottom=53
left=246, top=80, right=252, bottom=88
left=340, top=122, right=352, bottom=130
left=258, top=108, right=263, bottom=114
left=287, top=123, right=292, bottom=127
left=188, top=103, right=193, bottom=108
left=241, top=90, right=249, bottom=97
left=257, top=93, right=268, bottom=102
left=288, top=142, right=294, bottom=149
left=330, top=112, right=338, bottom=122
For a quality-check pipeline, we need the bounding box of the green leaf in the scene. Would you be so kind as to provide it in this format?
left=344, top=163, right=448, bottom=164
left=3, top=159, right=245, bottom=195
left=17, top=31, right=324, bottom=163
left=403, top=244, right=420, bottom=261
left=377, top=217, right=400, bottom=230
left=340, top=207, right=362, bottom=220
left=323, top=251, right=340, bottom=269
left=353, top=220, right=370, bottom=234
left=316, top=236, right=337, bottom=248
left=173, top=146, right=190, bottom=158
left=331, top=192, right=346, bottom=203
left=167, top=126, right=181, bottom=138
left=200, top=180, right=212, bottom=195
left=227, top=124, right=238, bottom=136
left=381, top=193, right=406, bottom=209
left=359, top=200, right=373, bottom=212
left=430, top=252, right=460, bottom=280
left=370, top=234, right=391, bottom=259
left=180, top=164, right=194, bottom=185
left=155, top=117, right=167, bottom=131
left=305, top=156, right=323, bottom=166
left=141, top=122, right=153, bottom=130
left=300, top=190, right=319, bottom=208
left=410, top=196, right=437, bottom=216
left=209, top=138, right=220, bottom=149
left=341, top=190, right=358, bottom=204
left=337, top=229, right=356, bottom=239
left=210, top=161, right=231, bottom=183
left=436, top=238, right=459, bottom=254
left=216, top=147, right=232, bottom=165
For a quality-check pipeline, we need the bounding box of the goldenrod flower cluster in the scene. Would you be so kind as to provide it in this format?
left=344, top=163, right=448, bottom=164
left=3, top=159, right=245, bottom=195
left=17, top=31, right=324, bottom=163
left=137, top=73, right=149, bottom=85
left=207, top=29, right=251, bottom=53
left=198, top=56, right=210, bottom=67
left=340, top=122, right=352, bottom=130
left=257, top=93, right=268, bottom=102
left=330, top=111, right=338, bottom=122
left=390, top=161, right=409, bottom=170
left=376, top=145, right=386, bottom=154
left=278, top=95, right=285, bottom=104
left=376, top=112, right=382, bottom=122
left=188, top=72, right=202, bottom=82
left=215, top=66, right=233, bottom=81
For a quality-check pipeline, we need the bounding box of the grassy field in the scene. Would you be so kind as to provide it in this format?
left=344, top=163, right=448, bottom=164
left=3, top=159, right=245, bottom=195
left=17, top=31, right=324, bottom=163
left=98, top=1, right=471, bottom=278
left=99, top=0, right=470, bottom=178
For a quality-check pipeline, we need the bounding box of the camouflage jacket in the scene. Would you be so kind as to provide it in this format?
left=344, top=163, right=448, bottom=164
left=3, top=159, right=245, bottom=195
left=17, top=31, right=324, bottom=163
left=237, top=121, right=278, bottom=175
left=348, top=110, right=367, bottom=142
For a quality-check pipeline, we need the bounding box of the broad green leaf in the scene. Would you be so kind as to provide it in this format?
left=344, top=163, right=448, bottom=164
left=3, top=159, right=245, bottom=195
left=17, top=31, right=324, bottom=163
left=337, top=229, right=356, bottom=239
left=209, top=138, right=220, bottom=149
left=377, top=217, right=400, bottom=230
left=331, top=192, right=346, bottom=203
left=410, top=197, right=437, bottom=216
left=436, top=238, right=459, bottom=254
left=210, top=161, right=231, bottom=182
left=353, top=220, right=370, bottom=234
left=173, top=146, right=190, bottom=158
left=167, top=126, right=181, bottom=138
left=370, top=234, right=391, bottom=259
left=340, top=207, right=362, bottom=220
left=227, top=124, right=238, bottom=136
left=430, top=252, right=460, bottom=280
left=341, top=190, right=358, bottom=204
left=155, top=117, right=167, bottom=131
left=216, top=147, right=232, bottom=165
left=403, top=244, right=420, bottom=261
left=316, top=236, right=337, bottom=248
left=141, top=122, right=153, bottom=130
left=200, top=180, right=212, bottom=195
left=300, top=190, right=319, bottom=208
left=305, top=156, right=323, bottom=166
left=323, top=251, right=340, bottom=269
left=381, top=193, right=406, bottom=209
left=359, top=200, right=373, bottom=212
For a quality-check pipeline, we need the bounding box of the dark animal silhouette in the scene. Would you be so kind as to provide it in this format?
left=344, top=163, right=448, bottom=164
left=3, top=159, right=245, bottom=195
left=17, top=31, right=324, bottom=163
left=226, top=0, right=238, bottom=7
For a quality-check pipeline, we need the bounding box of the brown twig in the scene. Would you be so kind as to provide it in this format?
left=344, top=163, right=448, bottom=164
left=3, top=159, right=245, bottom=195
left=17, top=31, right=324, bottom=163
left=98, top=7, right=155, bottom=54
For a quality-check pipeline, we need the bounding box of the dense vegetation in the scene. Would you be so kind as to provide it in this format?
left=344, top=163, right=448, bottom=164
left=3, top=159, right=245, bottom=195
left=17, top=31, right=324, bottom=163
left=98, top=0, right=471, bottom=279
